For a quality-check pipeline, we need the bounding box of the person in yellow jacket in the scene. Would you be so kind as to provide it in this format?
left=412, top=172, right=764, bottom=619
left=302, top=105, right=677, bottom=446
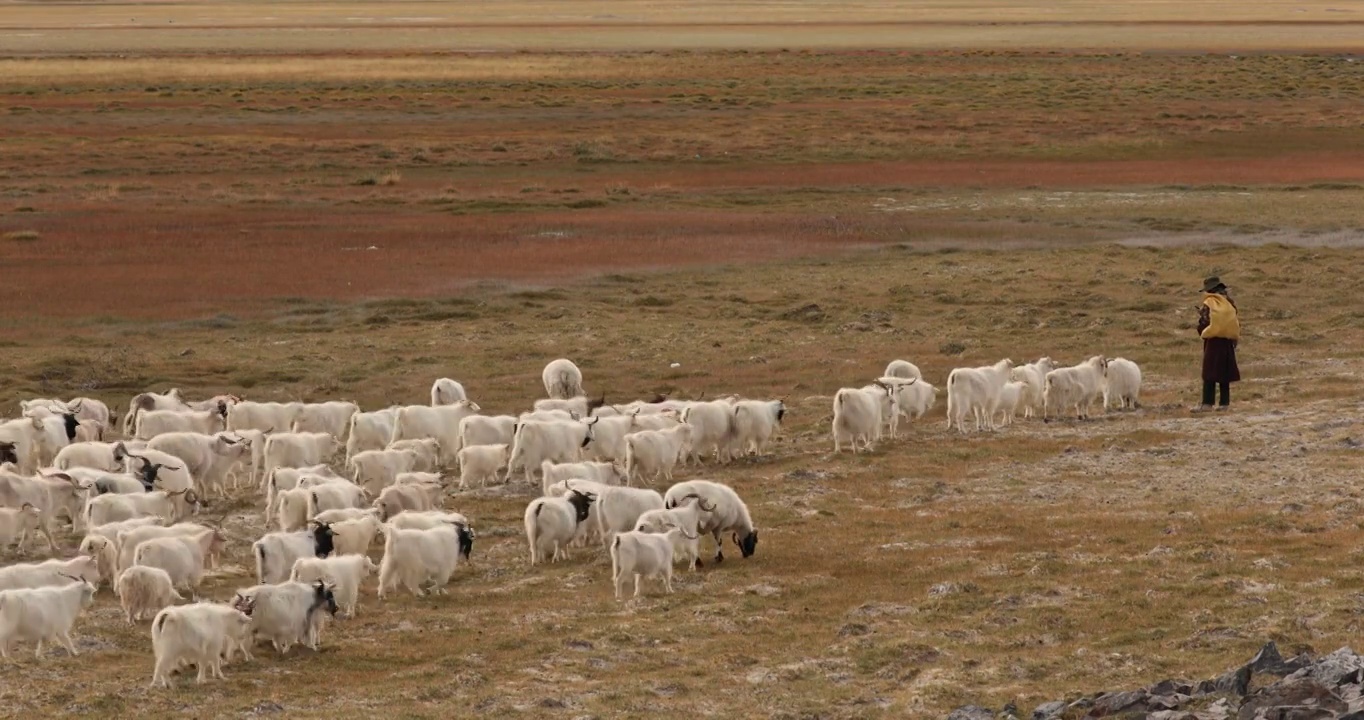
left=1194, top=276, right=1240, bottom=412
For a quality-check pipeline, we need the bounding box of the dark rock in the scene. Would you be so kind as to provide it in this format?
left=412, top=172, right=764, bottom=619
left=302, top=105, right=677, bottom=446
left=977, top=645, right=1364, bottom=720
left=1147, top=694, right=1190, bottom=710
left=1151, top=680, right=1196, bottom=696
left=1236, top=678, right=1346, bottom=719
left=1092, top=689, right=1150, bottom=715
left=250, top=702, right=285, bottom=715
left=1285, top=647, right=1364, bottom=687
left=1195, top=697, right=1235, bottom=720
left=1247, top=641, right=1313, bottom=678
left=1195, top=662, right=1252, bottom=698
left=1066, top=697, right=1094, bottom=713
left=538, top=698, right=568, bottom=709
left=1031, top=701, right=1066, bottom=719
left=947, top=706, right=995, bottom=720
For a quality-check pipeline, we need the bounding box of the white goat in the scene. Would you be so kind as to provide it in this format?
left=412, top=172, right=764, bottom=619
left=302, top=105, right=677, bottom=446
left=539, top=459, right=624, bottom=496
left=327, top=513, right=384, bottom=556
left=54, top=440, right=129, bottom=473
left=534, top=395, right=606, bottom=420
left=377, top=522, right=474, bottom=598
left=624, top=424, right=692, bottom=484
left=832, top=382, right=895, bottom=452
left=430, top=378, right=467, bottom=406
left=508, top=419, right=596, bottom=485
left=1103, top=357, right=1143, bottom=410
left=149, top=602, right=253, bottom=686
left=1011, top=356, right=1057, bottom=419
left=385, top=510, right=472, bottom=532
left=372, top=482, right=443, bottom=521
left=595, top=485, right=665, bottom=550
left=680, top=401, right=736, bottom=465
left=146, top=432, right=251, bottom=498
left=116, top=565, right=183, bottom=624
left=345, top=407, right=400, bottom=463
left=131, top=529, right=224, bottom=599
left=84, top=488, right=200, bottom=528
left=1043, top=356, right=1108, bottom=420
left=542, top=358, right=585, bottom=399
left=884, top=359, right=923, bottom=380
left=663, top=480, right=758, bottom=563
left=252, top=526, right=335, bottom=585
left=633, top=493, right=715, bottom=571
left=0, top=555, right=101, bottom=592
left=945, top=358, right=1015, bottom=433
left=231, top=580, right=338, bottom=654
left=731, top=400, right=785, bottom=457
left=0, top=578, right=98, bottom=659
left=307, top=483, right=368, bottom=521
left=388, top=402, right=481, bottom=467
left=291, top=554, right=377, bottom=616
left=121, top=389, right=191, bottom=436
left=263, top=432, right=341, bottom=479
left=347, top=448, right=420, bottom=494
left=610, top=525, right=697, bottom=600
left=116, top=523, right=222, bottom=576
left=993, top=381, right=1027, bottom=428
left=523, top=489, right=596, bottom=564
left=458, top=444, right=510, bottom=488
left=134, top=407, right=227, bottom=441
left=0, top=504, right=43, bottom=553
left=290, top=401, right=359, bottom=442
left=457, top=414, right=517, bottom=453
left=226, top=401, right=303, bottom=436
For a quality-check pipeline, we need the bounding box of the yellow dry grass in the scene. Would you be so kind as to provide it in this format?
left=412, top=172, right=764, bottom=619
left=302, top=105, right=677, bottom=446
left=3, top=0, right=1361, bottom=27
left=0, top=55, right=640, bottom=84
left=3, top=0, right=1364, bottom=54
left=3, top=243, right=1364, bottom=718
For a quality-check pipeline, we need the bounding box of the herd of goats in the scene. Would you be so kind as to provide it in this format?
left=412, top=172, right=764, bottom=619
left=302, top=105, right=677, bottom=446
left=0, top=353, right=1142, bottom=686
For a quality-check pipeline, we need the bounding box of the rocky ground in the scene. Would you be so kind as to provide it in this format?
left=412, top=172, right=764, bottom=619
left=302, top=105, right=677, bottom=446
left=951, top=642, right=1364, bottom=719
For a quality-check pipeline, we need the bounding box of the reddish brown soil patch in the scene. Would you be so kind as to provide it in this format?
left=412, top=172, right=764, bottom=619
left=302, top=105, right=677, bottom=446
left=4, top=207, right=877, bottom=319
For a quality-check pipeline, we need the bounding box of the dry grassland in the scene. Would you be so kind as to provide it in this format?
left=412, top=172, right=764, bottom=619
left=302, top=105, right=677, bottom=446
left=3, top=243, right=1364, bottom=719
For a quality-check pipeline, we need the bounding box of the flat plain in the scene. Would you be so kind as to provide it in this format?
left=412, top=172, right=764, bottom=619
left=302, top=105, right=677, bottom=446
left=2, top=2, right=1364, bottom=718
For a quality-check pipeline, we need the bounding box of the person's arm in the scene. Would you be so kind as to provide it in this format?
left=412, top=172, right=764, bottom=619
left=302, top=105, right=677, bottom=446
left=1197, top=302, right=1210, bottom=335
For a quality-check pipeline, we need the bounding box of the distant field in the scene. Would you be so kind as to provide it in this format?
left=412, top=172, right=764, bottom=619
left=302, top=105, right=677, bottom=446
left=3, top=0, right=1364, bottom=53
left=3, top=50, right=1363, bottom=318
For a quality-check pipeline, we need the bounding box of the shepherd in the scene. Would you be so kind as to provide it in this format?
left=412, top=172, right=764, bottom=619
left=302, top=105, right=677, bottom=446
left=1195, top=275, right=1240, bottom=412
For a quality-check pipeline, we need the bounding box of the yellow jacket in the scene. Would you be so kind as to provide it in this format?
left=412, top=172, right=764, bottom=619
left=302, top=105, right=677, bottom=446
left=1201, top=293, right=1240, bottom=340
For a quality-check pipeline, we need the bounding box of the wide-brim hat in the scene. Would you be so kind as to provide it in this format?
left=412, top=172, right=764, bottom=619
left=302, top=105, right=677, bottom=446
left=1202, top=276, right=1227, bottom=293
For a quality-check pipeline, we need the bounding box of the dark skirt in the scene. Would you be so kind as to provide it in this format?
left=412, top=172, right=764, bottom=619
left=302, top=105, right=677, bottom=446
left=1202, top=338, right=1241, bottom=383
